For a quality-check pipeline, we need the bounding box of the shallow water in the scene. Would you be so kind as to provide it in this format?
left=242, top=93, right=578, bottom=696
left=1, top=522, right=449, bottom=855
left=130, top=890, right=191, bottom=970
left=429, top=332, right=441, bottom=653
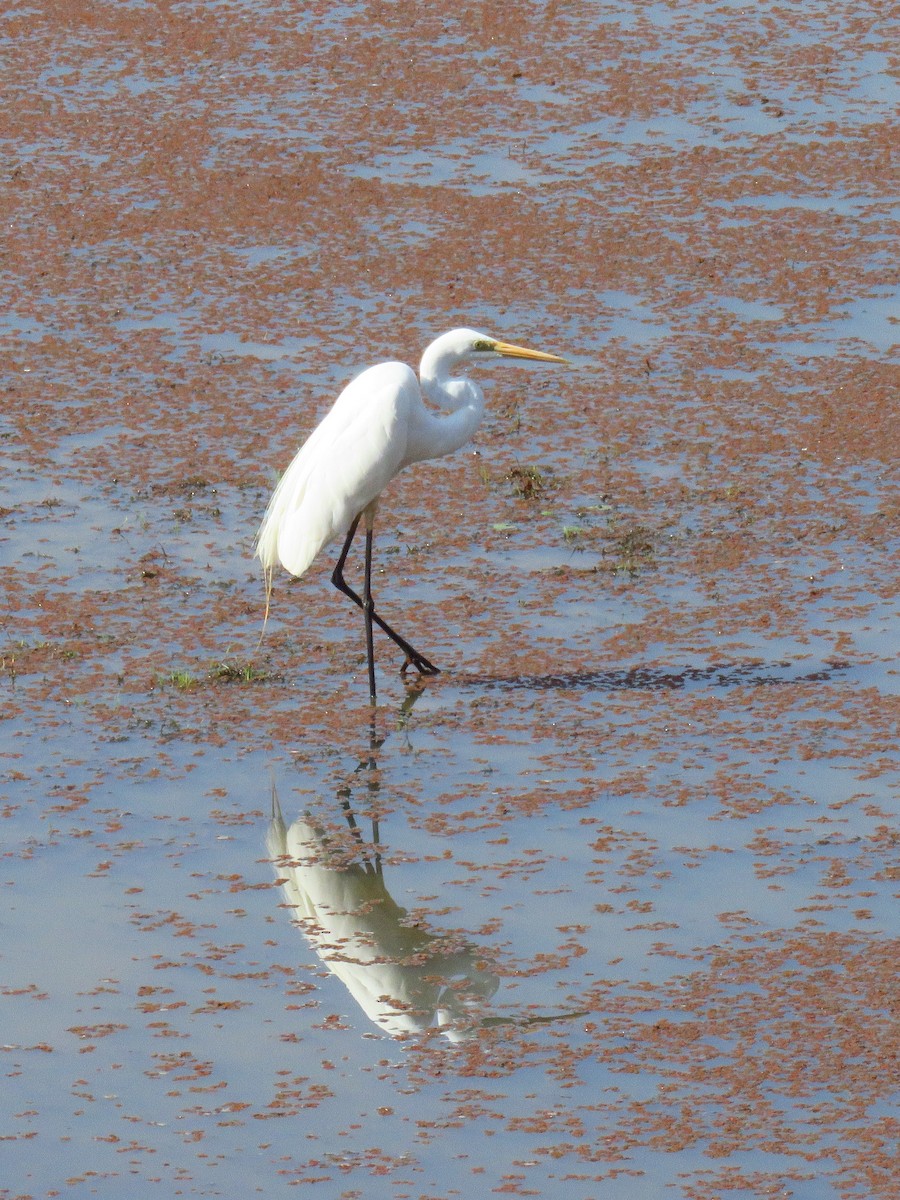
left=2, top=1, right=897, bottom=1198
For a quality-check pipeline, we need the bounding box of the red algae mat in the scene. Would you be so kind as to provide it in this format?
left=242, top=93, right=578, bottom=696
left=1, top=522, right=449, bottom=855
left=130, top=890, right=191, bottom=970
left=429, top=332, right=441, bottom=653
left=1, top=2, right=897, bottom=1198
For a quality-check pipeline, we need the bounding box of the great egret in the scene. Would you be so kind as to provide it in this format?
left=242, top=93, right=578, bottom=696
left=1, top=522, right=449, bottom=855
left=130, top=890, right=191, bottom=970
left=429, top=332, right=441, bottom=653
left=256, top=327, right=567, bottom=698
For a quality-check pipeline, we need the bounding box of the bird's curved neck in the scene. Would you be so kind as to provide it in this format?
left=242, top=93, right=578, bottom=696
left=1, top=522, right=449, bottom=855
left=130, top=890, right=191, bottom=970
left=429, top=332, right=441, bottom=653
left=407, top=347, right=486, bottom=465
left=420, top=342, right=477, bottom=412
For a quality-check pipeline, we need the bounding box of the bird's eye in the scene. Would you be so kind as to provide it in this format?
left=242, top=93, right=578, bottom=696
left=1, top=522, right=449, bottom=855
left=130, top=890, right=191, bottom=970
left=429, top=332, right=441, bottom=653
left=472, top=339, right=495, bottom=353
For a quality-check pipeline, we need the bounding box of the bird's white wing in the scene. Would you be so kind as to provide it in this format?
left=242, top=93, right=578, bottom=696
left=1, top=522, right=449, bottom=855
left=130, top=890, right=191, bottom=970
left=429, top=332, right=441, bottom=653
left=256, top=361, right=417, bottom=579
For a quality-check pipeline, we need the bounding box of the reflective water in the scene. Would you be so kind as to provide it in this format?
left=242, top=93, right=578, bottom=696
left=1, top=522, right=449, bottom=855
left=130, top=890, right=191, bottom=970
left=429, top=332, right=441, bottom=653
left=2, top=0, right=897, bottom=1197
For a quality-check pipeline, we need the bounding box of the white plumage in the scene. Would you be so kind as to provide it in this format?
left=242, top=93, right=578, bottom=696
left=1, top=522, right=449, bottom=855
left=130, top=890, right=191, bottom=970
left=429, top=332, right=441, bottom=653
left=257, top=362, right=414, bottom=578
left=256, top=327, right=566, bottom=698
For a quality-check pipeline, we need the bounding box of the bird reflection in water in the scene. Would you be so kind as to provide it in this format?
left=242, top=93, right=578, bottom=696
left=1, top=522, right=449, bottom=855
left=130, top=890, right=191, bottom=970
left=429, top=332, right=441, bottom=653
left=267, top=692, right=499, bottom=1041
left=267, top=801, right=499, bottom=1041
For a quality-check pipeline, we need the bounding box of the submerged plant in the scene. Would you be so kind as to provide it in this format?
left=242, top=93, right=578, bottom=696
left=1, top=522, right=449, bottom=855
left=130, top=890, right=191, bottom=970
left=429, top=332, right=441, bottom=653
left=168, top=669, right=198, bottom=690
left=507, top=464, right=548, bottom=500
left=610, top=525, right=655, bottom=576
left=209, top=660, right=269, bottom=684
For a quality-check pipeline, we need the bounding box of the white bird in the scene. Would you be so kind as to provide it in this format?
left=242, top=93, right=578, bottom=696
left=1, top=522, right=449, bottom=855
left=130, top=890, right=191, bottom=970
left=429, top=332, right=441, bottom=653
left=256, top=327, right=567, bottom=699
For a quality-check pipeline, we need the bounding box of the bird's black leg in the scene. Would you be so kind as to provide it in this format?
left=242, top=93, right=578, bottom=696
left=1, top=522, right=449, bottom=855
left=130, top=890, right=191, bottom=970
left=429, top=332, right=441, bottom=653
left=332, top=514, right=362, bottom=591
left=330, top=516, right=441, bottom=682
left=362, top=524, right=377, bottom=702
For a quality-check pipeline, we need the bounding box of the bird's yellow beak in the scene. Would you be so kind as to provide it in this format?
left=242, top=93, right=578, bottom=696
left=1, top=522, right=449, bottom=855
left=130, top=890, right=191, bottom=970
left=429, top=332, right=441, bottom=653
left=491, top=339, right=568, bottom=365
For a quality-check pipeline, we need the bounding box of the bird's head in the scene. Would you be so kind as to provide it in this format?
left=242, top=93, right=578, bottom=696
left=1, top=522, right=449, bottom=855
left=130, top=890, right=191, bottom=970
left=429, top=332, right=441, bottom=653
left=424, top=327, right=568, bottom=372
left=419, top=327, right=567, bottom=409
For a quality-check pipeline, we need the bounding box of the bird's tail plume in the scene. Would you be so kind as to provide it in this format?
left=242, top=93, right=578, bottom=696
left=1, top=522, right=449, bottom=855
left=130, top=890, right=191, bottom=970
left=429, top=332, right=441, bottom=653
left=256, top=564, right=275, bottom=651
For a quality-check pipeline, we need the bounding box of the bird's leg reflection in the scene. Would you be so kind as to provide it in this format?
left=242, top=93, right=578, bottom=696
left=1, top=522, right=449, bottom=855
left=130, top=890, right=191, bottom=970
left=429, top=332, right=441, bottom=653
left=333, top=701, right=388, bottom=865
left=341, top=682, right=425, bottom=858
left=330, top=515, right=440, bottom=696
left=334, top=786, right=381, bottom=878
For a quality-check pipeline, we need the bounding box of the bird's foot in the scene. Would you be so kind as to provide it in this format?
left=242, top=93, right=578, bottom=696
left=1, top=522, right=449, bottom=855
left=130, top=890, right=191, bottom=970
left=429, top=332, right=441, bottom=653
left=400, top=652, right=440, bottom=677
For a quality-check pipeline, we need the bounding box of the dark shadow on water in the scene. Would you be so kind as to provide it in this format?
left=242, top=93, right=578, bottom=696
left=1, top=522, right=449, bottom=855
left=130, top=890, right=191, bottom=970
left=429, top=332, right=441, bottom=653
left=460, top=658, right=853, bottom=694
